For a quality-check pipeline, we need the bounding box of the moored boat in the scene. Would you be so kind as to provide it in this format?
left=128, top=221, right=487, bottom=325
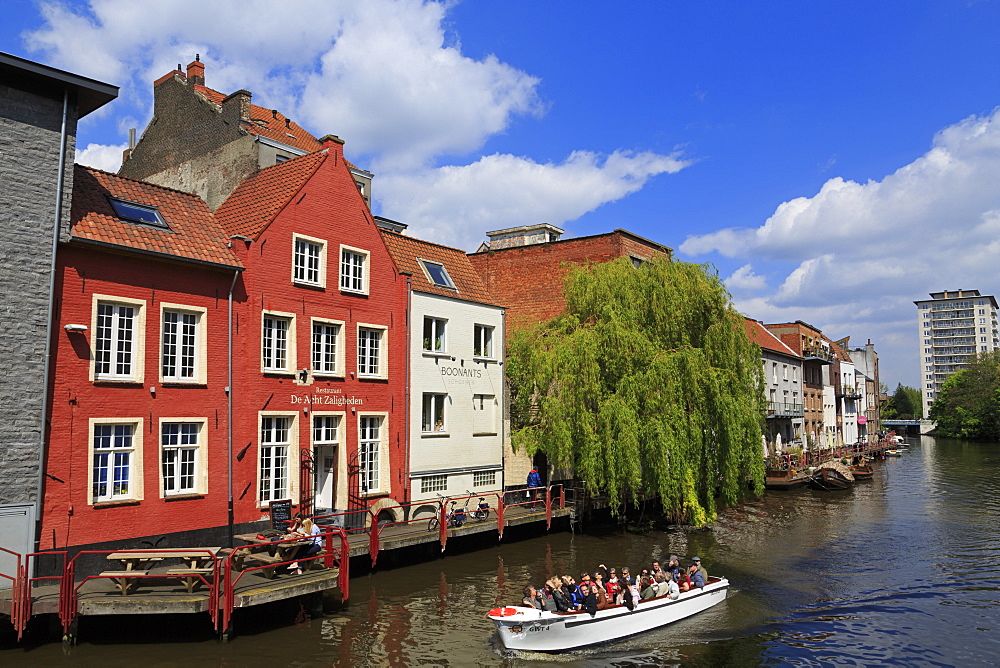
left=765, top=468, right=810, bottom=490
left=809, top=461, right=854, bottom=490
left=488, top=576, right=730, bottom=652
left=885, top=449, right=904, bottom=457
left=849, top=464, right=874, bottom=480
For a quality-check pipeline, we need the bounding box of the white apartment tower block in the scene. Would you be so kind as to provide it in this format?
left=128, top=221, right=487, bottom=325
left=915, top=290, right=1000, bottom=417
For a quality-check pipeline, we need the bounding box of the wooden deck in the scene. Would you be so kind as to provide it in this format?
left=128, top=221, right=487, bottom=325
left=1, top=504, right=571, bottom=620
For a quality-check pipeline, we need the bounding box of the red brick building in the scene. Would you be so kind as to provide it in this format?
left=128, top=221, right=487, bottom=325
left=41, top=166, right=242, bottom=549
left=763, top=321, right=833, bottom=442
left=215, top=135, right=408, bottom=524
left=468, top=225, right=672, bottom=329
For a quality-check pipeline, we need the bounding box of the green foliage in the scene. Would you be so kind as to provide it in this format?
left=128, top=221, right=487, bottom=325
left=929, top=351, right=1000, bottom=440
left=507, top=257, right=765, bottom=525
left=883, top=383, right=922, bottom=419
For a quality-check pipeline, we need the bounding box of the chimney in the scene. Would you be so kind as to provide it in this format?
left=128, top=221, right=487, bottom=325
left=484, top=223, right=565, bottom=250
left=221, top=89, right=253, bottom=123
left=319, top=134, right=345, bottom=162
left=186, top=54, right=205, bottom=86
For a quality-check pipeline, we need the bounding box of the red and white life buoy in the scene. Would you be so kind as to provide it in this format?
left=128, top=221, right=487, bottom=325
left=487, top=607, right=518, bottom=617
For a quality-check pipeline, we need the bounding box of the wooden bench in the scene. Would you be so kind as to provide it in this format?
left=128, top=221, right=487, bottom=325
left=242, top=552, right=286, bottom=579
left=99, top=569, right=150, bottom=595
left=166, top=567, right=214, bottom=593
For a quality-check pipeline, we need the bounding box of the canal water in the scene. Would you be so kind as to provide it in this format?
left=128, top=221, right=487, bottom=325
left=7, top=435, right=1000, bottom=665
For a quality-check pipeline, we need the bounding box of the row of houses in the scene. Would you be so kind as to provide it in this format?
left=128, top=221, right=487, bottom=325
left=744, top=319, right=882, bottom=452
left=1, top=54, right=672, bottom=561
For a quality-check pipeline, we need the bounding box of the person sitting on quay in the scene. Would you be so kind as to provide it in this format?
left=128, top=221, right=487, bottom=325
left=287, top=516, right=322, bottom=575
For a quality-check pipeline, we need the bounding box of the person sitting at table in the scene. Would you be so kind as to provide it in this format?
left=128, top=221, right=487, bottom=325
left=287, top=518, right=322, bottom=575
left=286, top=513, right=305, bottom=535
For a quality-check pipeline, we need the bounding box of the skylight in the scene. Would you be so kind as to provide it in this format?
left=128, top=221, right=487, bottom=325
left=420, top=259, right=456, bottom=289
left=109, top=197, right=168, bottom=228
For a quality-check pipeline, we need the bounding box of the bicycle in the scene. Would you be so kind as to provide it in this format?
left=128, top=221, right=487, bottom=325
left=468, top=492, right=490, bottom=522
left=428, top=498, right=467, bottom=531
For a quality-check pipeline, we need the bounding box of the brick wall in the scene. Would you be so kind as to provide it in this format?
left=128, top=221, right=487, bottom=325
left=41, top=245, right=235, bottom=548
left=120, top=75, right=258, bottom=209
left=468, top=231, right=669, bottom=329
left=228, top=146, right=409, bottom=521
left=0, top=84, right=77, bottom=506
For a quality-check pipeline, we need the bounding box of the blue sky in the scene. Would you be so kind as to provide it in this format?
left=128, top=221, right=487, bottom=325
left=7, top=0, right=1000, bottom=390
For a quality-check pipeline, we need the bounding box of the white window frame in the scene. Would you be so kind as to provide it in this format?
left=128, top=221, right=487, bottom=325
left=313, top=413, right=342, bottom=447
left=422, top=317, right=447, bottom=354
left=421, top=474, right=448, bottom=494
left=474, top=324, right=495, bottom=359
left=473, top=470, right=497, bottom=488
left=418, top=258, right=456, bottom=289
left=262, top=311, right=296, bottom=374
left=422, top=393, right=448, bottom=433
left=91, top=295, right=146, bottom=382
left=472, top=394, right=497, bottom=435
left=311, top=318, right=345, bottom=377
left=292, top=234, right=327, bottom=288
left=160, top=304, right=206, bottom=384
left=339, top=245, right=370, bottom=295
left=159, top=418, right=207, bottom=496
left=358, top=413, right=388, bottom=495
left=259, top=413, right=297, bottom=506
left=357, top=324, right=387, bottom=378
left=89, top=418, right=143, bottom=504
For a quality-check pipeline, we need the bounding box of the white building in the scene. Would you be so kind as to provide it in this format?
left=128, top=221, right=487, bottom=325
left=381, top=229, right=505, bottom=511
left=915, top=290, right=1000, bottom=416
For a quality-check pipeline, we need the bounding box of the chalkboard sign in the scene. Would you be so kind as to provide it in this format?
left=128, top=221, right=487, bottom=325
left=269, top=499, right=292, bottom=530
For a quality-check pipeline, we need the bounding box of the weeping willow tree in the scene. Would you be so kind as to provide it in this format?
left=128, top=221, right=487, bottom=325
left=507, top=257, right=765, bottom=525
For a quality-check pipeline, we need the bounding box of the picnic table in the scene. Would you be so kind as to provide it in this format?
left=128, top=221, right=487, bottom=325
left=102, top=547, right=222, bottom=594
left=232, top=533, right=311, bottom=578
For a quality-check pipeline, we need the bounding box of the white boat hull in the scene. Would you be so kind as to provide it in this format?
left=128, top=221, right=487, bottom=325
left=489, top=577, right=729, bottom=652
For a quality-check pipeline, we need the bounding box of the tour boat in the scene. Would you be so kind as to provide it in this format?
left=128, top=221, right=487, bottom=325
left=487, top=576, right=729, bottom=652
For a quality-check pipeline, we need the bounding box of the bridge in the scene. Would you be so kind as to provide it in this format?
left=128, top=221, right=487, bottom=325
left=882, top=419, right=936, bottom=435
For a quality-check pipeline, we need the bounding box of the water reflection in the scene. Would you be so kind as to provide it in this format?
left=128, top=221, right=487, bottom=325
left=7, top=436, right=1000, bottom=666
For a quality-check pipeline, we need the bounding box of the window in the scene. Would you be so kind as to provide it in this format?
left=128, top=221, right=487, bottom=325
left=474, top=470, right=496, bottom=488
left=421, top=475, right=447, bottom=494
left=782, top=364, right=788, bottom=380
left=340, top=246, right=369, bottom=294
left=161, top=421, right=202, bottom=495
left=94, top=297, right=144, bottom=381
left=423, top=317, right=446, bottom=353
left=357, top=326, right=385, bottom=377
left=262, top=313, right=293, bottom=372
left=422, top=393, right=447, bottom=432
left=474, top=324, right=494, bottom=358
left=924, top=339, right=931, bottom=345
left=161, top=306, right=203, bottom=382
left=293, top=235, right=325, bottom=287
left=91, top=420, right=141, bottom=502
left=419, top=259, right=456, bottom=289
left=313, top=415, right=340, bottom=445
left=473, top=394, right=496, bottom=434
left=312, top=321, right=342, bottom=375
left=260, top=416, right=291, bottom=503
left=109, top=197, right=167, bottom=228
left=359, top=416, right=382, bottom=493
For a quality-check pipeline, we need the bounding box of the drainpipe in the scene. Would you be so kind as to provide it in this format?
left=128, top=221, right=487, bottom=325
left=226, top=268, right=239, bottom=545
left=403, top=275, right=412, bottom=503
left=35, top=89, right=70, bottom=551
left=500, top=308, right=506, bottom=495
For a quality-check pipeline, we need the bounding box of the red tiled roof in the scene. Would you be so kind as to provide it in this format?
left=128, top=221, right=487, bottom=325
left=70, top=166, right=241, bottom=269
left=380, top=230, right=497, bottom=306
left=214, top=150, right=328, bottom=239
left=743, top=318, right=799, bottom=358
left=194, top=84, right=321, bottom=153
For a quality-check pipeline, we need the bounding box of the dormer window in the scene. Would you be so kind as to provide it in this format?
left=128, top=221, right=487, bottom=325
left=109, top=197, right=167, bottom=229
left=419, top=259, right=455, bottom=289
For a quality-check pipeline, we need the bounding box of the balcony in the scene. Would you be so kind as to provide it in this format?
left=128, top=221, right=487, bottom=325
left=801, top=346, right=835, bottom=362
left=766, top=401, right=805, bottom=418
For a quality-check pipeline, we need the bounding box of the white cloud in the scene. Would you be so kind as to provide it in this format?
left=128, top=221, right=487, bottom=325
left=682, top=108, right=1000, bottom=388
left=75, top=142, right=128, bottom=172
left=725, top=264, right=767, bottom=291
left=376, top=149, right=691, bottom=250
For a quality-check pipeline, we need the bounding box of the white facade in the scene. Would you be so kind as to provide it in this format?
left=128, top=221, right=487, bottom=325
left=839, top=360, right=858, bottom=445
left=915, top=290, right=1000, bottom=416
left=408, top=291, right=505, bottom=505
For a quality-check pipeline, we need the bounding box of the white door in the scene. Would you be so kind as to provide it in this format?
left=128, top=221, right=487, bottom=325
left=315, top=446, right=336, bottom=511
